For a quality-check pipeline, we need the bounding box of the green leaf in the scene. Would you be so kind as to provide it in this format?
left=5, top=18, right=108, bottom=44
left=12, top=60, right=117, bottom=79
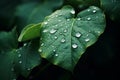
left=38, top=6, right=106, bottom=71
left=0, top=29, right=41, bottom=79
left=14, top=39, right=41, bottom=77
left=18, top=23, right=41, bottom=42
left=100, top=0, right=120, bottom=21
left=16, top=0, right=63, bottom=32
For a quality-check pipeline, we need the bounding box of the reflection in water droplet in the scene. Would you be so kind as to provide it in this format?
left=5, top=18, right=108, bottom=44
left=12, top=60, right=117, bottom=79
left=85, top=38, right=90, bottom=42
left=72, top=44, right=78, bottom=49
left=70, top=10, right=75, bottom=14
left=18, top=54, right=21, bottom=57
left=75, top=32, right=81, bottom=38
left=50, top=29, right=57, bottom=34
left=87, top=17, right=91, bottom=20
left=61, top=38, right=66, bottom=43
left=55, top=54, right=58, bottom=57
left=19, top=61, right=22, bottom=64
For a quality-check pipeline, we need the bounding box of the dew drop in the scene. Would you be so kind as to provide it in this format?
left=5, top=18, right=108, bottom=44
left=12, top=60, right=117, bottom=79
left=27, top=68, right=31, bottom=71
left=39, top=49, right=42, bottom=53
left=77, top=18, right=81, bottom=20
left=70, top=10, right=75, bottom=14
left=64, top=29, right=67, bottom=33
left=41, top=43, right=44, bottom=46
left=53, top=50, right=56, bottom=52
left=93, top=10, right=96, bottom=13
left=87, top=17, right=91, bottom=20
left=67, top=19, right=70, bottom=21
left=58, top=20, right=61, bottom=22
left=19, top=61, right=22, bottom=64
left=85, top=38, right=90, bottom=42
left=18, top=54, right=21, bottom=57
left=61, top=38, right=66, bottom=43
left=50, top=29, right=57, bottom=34
left=87, top=9, right=90, bottom=12
left=23, top=43, right=27, bottom=46
left=72, top=44, right=78, bottom=49
left=75, top=32, right=81, bottom=38
left=43, top=29, right=48, bottom=33
left=54, top=36, right=58, bottom=39
left=44, top=22, right=48, bottom=25
left=55, top=54, right=58, bottom=57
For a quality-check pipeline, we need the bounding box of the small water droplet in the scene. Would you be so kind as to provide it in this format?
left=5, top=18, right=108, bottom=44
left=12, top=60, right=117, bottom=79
left=27, top=68, right=31, bottom=71
left=51, top=45, right=54, bottom=47
left=87, top=9, right=90, bottom=12
left=72, top=44, right=78, bottom=49
left=23, top=43, right=27, bottom=46
left=64, top=29, right=67, bottom=33
left=67, top=19, right=70, bottom=21
left=41, top=43, right=44, bottom=46
left=77, top=18, right=81, bottom=20
left=39, top=49, right=42, bottom=53
left=53, top=50, right=56, bottom=52
left=70, top=10, right=75, bottom=14
left=19, top=61, right=22, bottom=64
left=43, top=29, right=48, bottom=33
left=13, top=79, right=16, bottom=80
left=85, top=38, right=90, bottom=42
left=18, top=54, right=21, bottom=57
left=44, top=22, right=48, bottom=25
left=75, top=32, right=81, bottom=38
left=11, top=68, right=14, bottom=71
left=54, top=36, right=58, bottom=39
left=61, top=38, right=66, bottom=43
left=58, top=20, right=61, bottom=22
left=87, top=17, right=91, bottom=20
left=50, top=29, right=57, bottom=34
left=55, top=54, right=58, bottom=57
left=93, top=10, right=96, bottom=13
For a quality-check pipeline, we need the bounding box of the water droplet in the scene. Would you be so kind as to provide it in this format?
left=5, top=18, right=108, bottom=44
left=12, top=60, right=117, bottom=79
left=87, top=17, right=91, bottom=20
left=23, top=43, right=27, bottom=46
left=77, top=18, right=81, bottom=20
left=11, top=68, right=14, bottom=71
left=72, top=44, right=78, bottom=49
left=67, top=19, right=70, bottom=21
left=85, top=38, right=90, bottom=42
left=53, top=50, right=56, bottom=52
left=19, top=61, right=22, bottom=64
left=43, top=29, right=48, bottom=33
left=58, top=20, right=61, bottom=22
left=54, top=36, right=58, bottom=39
left=41, top=43, right=44, bottom=46
left=27, top=68, right=31, bottom=71
left=70, top=10, right=75, bottom=14
left=55, top=54, right=58, bottom=57
left=93, top=10, right=96, bottom=13
left=39, top=49, right=42, bottom=52
left=18, top=54, right=21, bottom=57
left=64, top=29, right=67, bottom=33
left=51, top=45, right=54, bottom=48
left=87, top=9, right=90, bottom=12
left=61, top=38, right=66, bottom=43
left=50, top=29, right=57, bottom=34
left=75, top=32, right=81, bottom=38
left=44, top=22, right=48, bottom=25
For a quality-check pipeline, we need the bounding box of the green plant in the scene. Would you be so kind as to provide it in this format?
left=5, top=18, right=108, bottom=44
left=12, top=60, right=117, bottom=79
left=0, top=0, right=119, bottom=80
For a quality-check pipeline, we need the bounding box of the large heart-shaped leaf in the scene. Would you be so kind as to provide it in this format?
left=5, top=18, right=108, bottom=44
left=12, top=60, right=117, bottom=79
left=38, top=6, right=106, bottom=71
left=100, top=0, right=120, bottom=21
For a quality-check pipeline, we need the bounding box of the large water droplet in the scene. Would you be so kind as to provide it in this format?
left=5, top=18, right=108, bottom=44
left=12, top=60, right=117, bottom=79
left=19, top=61, right=22, bottom=64
left=50, top=29, right=57, bottom=34
left=75, top=32, right=81, bottom=38
left=61, top=38, right=66, bottom=43
left=70, top=10, right=75, bottom=14
left=44, top=22, right=48, bottom=25
left=72, top=44, right=78, bottom=49
left=18, top=54, right=21, bottom=57
left=87, top=17, right=91, bottom=20
left=43, top=29, right=48, bottom=33
left=55, top=54, right=58, bottom=57
left=85, top=38, right=90, bottom=42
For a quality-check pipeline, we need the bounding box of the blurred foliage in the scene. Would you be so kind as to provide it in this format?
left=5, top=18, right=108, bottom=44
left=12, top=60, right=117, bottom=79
left=0, top=0, right=119, bottom=80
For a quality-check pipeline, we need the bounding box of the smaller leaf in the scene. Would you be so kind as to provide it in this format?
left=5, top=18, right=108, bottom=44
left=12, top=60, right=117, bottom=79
left=18, top=23, right=41, bottom=42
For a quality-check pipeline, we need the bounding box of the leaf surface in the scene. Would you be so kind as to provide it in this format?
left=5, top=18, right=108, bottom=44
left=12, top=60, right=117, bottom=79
left=38, top=6, right=106, bottom=71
